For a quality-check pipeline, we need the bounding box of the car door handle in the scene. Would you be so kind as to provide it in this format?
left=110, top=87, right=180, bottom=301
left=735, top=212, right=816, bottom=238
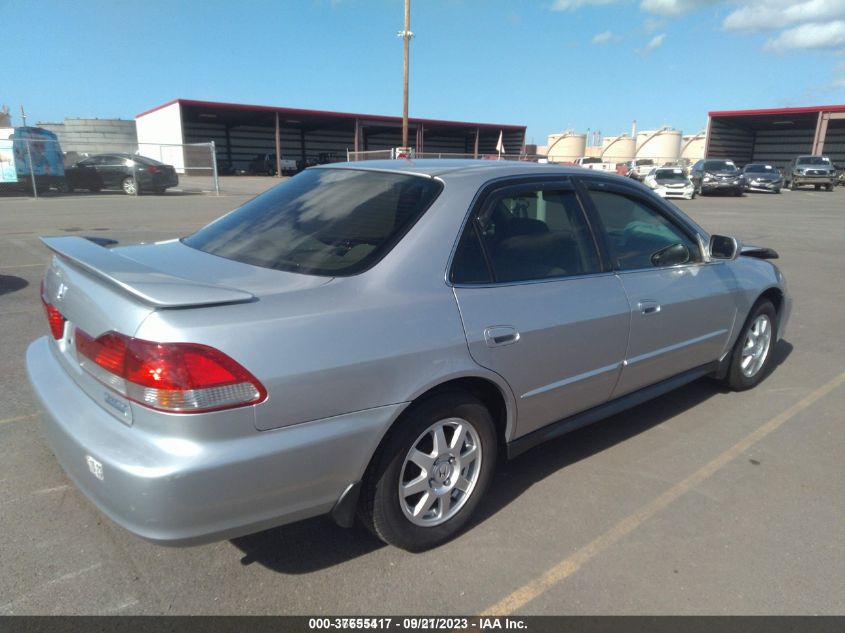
left=637, top=300, right=661, bottom=315
left=483, top=326, right=520, bottom=347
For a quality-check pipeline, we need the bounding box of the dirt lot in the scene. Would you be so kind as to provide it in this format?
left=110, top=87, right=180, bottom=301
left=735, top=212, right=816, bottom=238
left=1, top=181, right=843, bottom=615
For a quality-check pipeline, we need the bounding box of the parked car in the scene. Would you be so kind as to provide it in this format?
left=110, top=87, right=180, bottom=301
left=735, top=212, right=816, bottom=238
left=625, top=158, right=655, bottom=181
left=63, top=163, right=103, bottom=193
left=690, top=159, right=744, bottom=196
left=785, top=155, right=835, bottom=191
left=27, top=161, right=790, bottom=551
left=741, top=164, right=783, bottom=194
left=72, top=154, right=178, bottom=195
left=642, top=166, right=695, bottom=200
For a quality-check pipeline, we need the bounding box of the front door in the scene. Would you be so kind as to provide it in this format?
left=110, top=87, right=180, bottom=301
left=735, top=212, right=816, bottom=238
left=581, top=182, right=739, bottom=397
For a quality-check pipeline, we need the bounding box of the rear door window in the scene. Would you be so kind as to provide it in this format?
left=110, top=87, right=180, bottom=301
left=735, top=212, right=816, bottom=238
left=184, top=168, right=442, bottom=276
left=451, top=182, right=601, bottom=284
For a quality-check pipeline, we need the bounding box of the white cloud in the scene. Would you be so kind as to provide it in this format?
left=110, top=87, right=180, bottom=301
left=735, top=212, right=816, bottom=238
left=639, top=0, right=722, bottom=16
left=550, top=0, right=618, bottom=10
left=763, top=20, right=845, bottom=51
left=592, top=30, right=617, bottom=44
left=724, top=0, right=845, bottom=32
left=638, top=33, right=667, bottom=54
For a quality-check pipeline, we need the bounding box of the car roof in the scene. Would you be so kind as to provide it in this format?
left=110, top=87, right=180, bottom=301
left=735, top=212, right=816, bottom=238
left=314, top=159, right=589, bottom=180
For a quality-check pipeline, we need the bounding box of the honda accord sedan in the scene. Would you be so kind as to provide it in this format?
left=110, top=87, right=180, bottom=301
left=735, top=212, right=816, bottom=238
left=27, top=161, right=790, bottom=551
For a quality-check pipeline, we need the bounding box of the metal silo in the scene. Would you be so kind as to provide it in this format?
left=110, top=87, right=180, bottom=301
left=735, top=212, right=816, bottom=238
left=681, top=131, right=707, bottom=163
left=636, top=127, right=682, bottom=165
left=545, top=130, right=587, bottom=163
left=600, top=135, right=636, bottom=163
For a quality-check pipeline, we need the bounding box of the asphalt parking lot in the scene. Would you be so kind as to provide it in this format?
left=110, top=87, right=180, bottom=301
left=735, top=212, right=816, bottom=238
left=1, top=180, right=843, bottom=615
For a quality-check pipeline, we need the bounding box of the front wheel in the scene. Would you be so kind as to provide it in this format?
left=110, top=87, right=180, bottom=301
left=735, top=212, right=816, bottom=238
left=121, top=177, right=138, bottom=195
left=723, top=300, right=777, bottom=391
left=359, top=392, right=497, bottom=551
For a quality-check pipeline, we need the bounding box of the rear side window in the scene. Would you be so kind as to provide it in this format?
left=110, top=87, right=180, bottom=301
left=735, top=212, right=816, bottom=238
left=452, top=185, right=601, bottom=284
left=184, top=169, right=442, bottom=276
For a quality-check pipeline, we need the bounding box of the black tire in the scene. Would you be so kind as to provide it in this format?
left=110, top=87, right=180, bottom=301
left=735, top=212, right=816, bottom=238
left=723, top=300, right=777, bottom=391
left=774, top=187, right=781, bottom=194
left=359, top=391, right=497, bottom=551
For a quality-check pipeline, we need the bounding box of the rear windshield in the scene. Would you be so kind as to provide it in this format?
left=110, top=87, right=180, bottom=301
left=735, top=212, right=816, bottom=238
left=130, top=155, right=164, bottom=166
left=183, top=168, right=443, bottom=276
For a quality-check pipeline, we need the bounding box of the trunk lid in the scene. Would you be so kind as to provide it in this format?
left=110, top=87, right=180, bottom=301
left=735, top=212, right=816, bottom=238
left=40, top=236, right=331, bottom=424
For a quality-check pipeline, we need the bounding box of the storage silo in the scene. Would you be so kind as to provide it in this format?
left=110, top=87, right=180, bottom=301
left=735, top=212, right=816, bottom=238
left=681, top=132, right=706, bottom=163
left=600, top=134, right=636, bottom=163
left=545, top=130, right=586, bottom=163
left=636, top=127, right=682, bottom=165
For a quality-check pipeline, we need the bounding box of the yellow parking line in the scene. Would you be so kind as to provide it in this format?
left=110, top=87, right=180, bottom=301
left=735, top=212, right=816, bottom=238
left=481, top=369, right=845, bottom=616
left=0, top=413, right=38, bottom=426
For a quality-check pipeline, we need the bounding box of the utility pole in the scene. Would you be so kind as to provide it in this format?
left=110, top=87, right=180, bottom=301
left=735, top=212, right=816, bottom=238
left=397, top=0, right=414, bottom=150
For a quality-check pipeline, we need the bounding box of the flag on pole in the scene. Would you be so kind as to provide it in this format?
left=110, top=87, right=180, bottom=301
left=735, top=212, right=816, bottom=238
left=496, top=130, right=505, bottom=157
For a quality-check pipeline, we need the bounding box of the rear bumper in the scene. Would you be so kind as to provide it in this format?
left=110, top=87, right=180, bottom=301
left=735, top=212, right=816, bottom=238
left=26, top=337, right=402, bottom=546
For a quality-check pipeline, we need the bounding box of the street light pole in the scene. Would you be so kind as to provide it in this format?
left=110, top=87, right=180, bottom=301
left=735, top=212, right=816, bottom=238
left=398, top=0, right=414, bottom=150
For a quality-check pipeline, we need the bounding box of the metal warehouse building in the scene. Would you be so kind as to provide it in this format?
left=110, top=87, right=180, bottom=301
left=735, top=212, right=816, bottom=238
left=706, top=104, right=845, bottom=170
left=135, top=99, right=526, bottom=173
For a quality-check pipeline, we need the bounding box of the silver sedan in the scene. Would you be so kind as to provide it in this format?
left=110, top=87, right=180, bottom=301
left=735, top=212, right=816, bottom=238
left=27, top=160, right=791, bottom=551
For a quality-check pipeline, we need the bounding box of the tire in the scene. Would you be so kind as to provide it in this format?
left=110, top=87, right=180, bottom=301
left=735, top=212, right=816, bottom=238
left=774, top=187, right=781, bottom=194
left=121, top=177, right=137, bottom=195
left=733, top=188, right=743, bottom=197
left=154, top=188, right=166, bottom=195
left=825, top=184, right=833, bottom=192
left=723, top=300, right=777, bottom=391
left=359, top=391, right=497, bottom=551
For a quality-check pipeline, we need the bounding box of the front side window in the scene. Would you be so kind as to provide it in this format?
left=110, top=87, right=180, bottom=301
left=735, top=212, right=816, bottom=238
left=452, top=184, right=601, bottom=284
left=184, top=168, right=442, bottom=276
left=587, top=189, right=700, bottom=271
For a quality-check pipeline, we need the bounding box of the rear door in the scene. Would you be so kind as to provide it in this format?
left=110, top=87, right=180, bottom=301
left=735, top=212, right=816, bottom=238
left=452, top=178, right=630, bottom=439
left=580, top=179, right=738, bottom=397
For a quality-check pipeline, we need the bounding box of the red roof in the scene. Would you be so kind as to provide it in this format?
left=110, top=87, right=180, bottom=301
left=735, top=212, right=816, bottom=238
left=709, top=104, right=845, bottom=118
left=136, top=98, right=526, bottom=131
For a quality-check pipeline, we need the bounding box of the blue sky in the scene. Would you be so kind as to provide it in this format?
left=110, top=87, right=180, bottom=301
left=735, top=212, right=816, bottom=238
left=4, top=0, right=845, bottom=144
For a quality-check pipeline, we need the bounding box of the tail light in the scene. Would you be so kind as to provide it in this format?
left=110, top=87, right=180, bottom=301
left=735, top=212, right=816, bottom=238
left=40, top=281, right=66, bottom=339
left=75, top=328, right=266, bottom=413
left=146, top=166, right=161, bottom=174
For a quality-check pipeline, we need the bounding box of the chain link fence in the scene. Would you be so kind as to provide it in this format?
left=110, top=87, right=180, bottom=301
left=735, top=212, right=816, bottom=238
left=0, top=134, right=219, bottom=198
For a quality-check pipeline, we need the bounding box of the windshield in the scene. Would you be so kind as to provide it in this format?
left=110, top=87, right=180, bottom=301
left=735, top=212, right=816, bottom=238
left=797, top=156, right=831, bottom=166
left=703, top=160, right=738, bottom=173
left=183, top=168, right=442, bottom=276
left=744, top=165, right=777, bottom=174
left=636, top=159, right=654, bottom=166
left=654, top=169, right=687, bottom=182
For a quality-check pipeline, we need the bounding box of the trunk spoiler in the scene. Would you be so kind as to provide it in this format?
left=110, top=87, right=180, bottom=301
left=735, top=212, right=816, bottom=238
left=41, top=236, right=256, bottom=308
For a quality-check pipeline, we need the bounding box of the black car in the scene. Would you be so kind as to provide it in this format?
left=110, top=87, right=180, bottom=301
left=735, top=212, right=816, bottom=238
left=72, top=154, right=178, bottom=195
left=741, top=163, right=782, bottom=194
left=690, top=159, right=744, bottom=196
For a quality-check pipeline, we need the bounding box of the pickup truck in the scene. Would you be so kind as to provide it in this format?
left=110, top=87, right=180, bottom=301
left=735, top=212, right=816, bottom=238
left=785, top=155, right=836, bottom=191
left=574, top=156, right=617, bottom=172
left=248, top=153, right=298, bottom=176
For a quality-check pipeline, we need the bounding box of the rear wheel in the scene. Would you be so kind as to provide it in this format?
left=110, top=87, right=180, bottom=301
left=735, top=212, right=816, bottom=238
left=121, top=177, right=137, bottom=195
left=359, top=392, right=497, bottom=551
left=724, top=300, right=777, bottom=391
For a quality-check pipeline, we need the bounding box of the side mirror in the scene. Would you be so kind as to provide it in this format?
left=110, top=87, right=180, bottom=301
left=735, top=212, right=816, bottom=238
left=710, top=234, right=740, bottom=260
left=651, top=243, right=690, bottom=267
